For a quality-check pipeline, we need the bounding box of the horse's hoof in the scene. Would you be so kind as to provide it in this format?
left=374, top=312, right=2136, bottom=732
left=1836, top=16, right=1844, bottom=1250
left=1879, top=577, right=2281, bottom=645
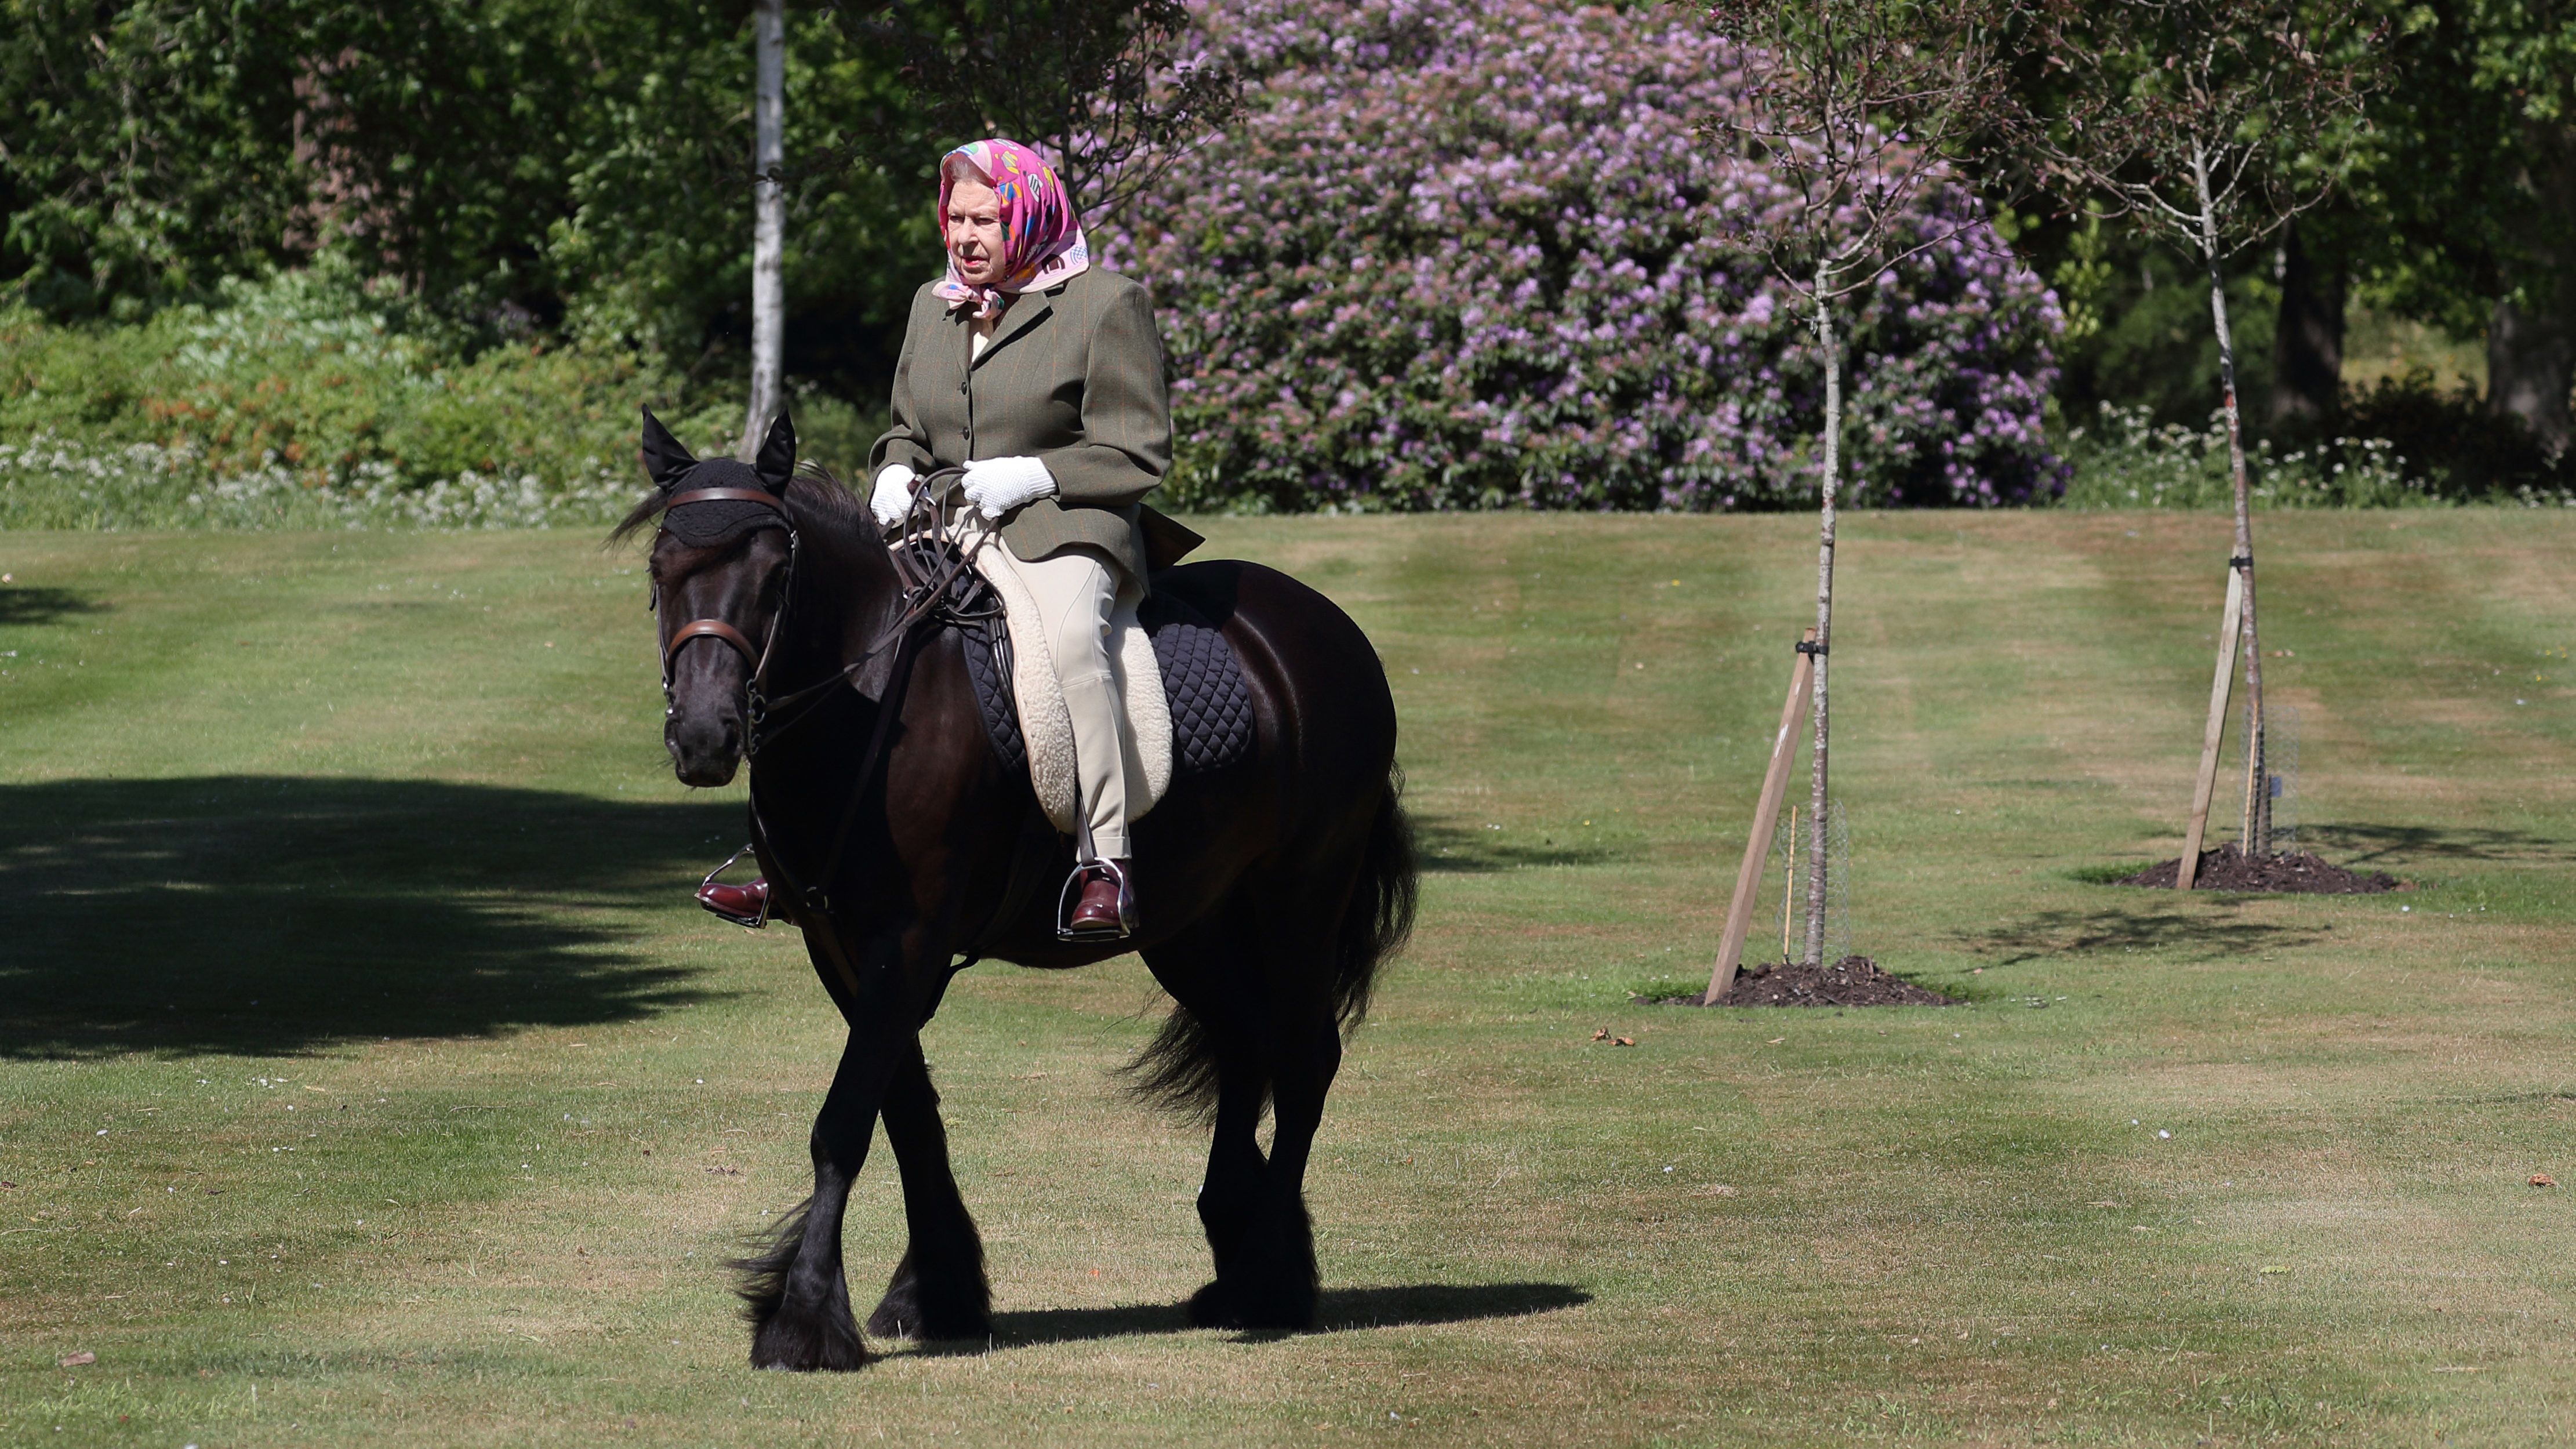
left=749, top=1312, right=874, bottom=1371
left=866, top=1301, right=991, bottom=1341
left=1186, top=1279, right=1238, bottom=1329
left=869, top=1251, right=995, bottom=1340
left=1187, top=1277, right=1316, bottom=1331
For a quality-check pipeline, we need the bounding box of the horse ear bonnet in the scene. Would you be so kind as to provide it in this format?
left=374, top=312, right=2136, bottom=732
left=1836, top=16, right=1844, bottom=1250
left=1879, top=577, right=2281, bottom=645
left=658, top=459, right=789, bottom=547
left=644, top=406, right=796, bottom=548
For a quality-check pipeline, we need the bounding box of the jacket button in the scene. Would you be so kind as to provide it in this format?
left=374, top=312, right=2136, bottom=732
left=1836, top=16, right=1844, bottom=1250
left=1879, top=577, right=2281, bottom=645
left=958, top=380, right=968, bottom=394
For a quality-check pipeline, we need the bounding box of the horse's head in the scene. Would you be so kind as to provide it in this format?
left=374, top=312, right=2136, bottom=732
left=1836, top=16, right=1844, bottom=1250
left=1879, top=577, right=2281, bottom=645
left=625, top=407, right=800, bottom=788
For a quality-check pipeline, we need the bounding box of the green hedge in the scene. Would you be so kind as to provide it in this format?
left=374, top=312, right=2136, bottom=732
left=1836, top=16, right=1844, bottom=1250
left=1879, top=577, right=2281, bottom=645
left=0, top=263, right=884, bottom=529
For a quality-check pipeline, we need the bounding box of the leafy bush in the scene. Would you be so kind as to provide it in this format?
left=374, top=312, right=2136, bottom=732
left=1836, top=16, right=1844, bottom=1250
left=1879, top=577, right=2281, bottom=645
left=0, top=260, right=784, bottom=529
left=0, top=434, right=637, bottom=531
left=2054, top=403, right=2424, bottom=510
left=3, top=263, right=674, bottom=484
left=1106, top=0, right=2063, bottom=512
left=2057, top=397, right=2576, bottom=511
left=2330, top=368, right=2575, bottom=503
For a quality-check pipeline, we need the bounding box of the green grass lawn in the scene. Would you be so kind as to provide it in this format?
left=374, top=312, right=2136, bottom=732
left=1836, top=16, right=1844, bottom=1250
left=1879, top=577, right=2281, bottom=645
left=3, top=511, right=2573, bottom=1447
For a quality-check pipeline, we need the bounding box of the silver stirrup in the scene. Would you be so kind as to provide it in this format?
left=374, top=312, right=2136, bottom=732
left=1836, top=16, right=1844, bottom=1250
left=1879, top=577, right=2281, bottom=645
left=697, top=844, right=771, bottom=930
left=1055, top=814, right=1136, bottom=939
left=1055, top=856, right=1138, bottom=940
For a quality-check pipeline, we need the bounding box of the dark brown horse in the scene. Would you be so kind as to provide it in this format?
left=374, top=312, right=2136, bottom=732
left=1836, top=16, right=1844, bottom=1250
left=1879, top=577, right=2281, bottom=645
left=618, top=409, right=1416, bottom=1371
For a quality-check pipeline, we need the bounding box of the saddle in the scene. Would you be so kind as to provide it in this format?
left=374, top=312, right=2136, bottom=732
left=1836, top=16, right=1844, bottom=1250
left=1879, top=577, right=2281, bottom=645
left=939, top=545, right=1255, bottom=832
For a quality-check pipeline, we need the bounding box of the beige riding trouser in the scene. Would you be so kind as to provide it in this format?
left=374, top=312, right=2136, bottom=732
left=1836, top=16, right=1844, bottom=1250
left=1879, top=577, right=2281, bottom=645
left=958, top=513, right=1139, bottom=860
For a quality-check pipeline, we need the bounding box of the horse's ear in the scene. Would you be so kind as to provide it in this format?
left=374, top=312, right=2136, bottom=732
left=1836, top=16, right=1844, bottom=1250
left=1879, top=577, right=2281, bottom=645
left=638, top=406, right=697, bottom=490
left=753, top=408, right=796, bottom=492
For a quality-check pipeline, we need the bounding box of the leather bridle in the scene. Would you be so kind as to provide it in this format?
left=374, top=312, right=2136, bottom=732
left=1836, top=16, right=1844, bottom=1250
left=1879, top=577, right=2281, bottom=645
left=656, top=484, right=800, bottom=733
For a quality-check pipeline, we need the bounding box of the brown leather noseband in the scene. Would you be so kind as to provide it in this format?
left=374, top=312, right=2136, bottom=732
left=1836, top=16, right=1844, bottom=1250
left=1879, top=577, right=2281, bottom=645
left=666, top=618, right=763, bottom=668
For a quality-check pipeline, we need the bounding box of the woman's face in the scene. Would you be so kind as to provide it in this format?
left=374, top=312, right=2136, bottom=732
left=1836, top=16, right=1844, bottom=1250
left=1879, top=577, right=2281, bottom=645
left=945, top=175, right=1007, bottom=286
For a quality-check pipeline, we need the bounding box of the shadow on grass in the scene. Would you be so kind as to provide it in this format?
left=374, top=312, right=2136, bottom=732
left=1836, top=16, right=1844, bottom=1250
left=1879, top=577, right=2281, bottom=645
left=0, top=585, right=109, bottom=627
left=909, top=1282, right=1590, bottom=1354
left=2303, top=821, right=2575, bottom=866
left=1955, top=906, right=2333, bottom=966
left=1415, top=816, right=1623, bottom=873
left=0, top=775, right=744, bottom=1059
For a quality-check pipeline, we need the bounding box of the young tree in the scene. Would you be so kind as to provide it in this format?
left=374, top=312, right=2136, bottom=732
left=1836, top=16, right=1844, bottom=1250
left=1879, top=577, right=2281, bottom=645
left=1703, top=0, right=2022, bottom=968
left=742, top=0, right=790, bottom=456
left=2014, top=0, right=2377, bottom=859
left=870, top=0, right=1240, bottom=222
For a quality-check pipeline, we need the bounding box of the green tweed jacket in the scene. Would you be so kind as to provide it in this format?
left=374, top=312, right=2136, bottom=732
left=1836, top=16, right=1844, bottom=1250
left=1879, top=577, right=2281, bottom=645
left=870, top=267, right=1187, bottom=588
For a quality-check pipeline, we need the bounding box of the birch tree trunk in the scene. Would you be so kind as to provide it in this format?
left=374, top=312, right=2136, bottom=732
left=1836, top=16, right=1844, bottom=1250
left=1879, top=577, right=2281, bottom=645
left=2191, top=143, right=2270, bottom=855
left=1801, top=260, right=1841, bottom=969
left=739, top=0, right=787, bottom=460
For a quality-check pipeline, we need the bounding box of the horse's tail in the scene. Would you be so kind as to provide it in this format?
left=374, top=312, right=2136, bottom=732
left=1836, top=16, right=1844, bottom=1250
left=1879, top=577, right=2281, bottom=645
left=1122, top=1003, right=1227, bottom=1123
left=1331, top=764, right=1418, bottom=1032
left=1123, top=765, right=1417, bottom=1121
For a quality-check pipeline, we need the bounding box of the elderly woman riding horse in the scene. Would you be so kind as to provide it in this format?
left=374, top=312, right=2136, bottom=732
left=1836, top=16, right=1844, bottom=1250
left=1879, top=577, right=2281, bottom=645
left=640, top=140, right=1416, bottom=1369
left=702, top=138, right=1175, bottom=937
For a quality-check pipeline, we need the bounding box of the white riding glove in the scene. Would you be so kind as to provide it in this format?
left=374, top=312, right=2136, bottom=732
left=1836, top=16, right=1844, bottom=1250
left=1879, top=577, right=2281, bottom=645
left=869, top=463, right=918, bottom=528
left=961, top=455, right=1057, bottom=520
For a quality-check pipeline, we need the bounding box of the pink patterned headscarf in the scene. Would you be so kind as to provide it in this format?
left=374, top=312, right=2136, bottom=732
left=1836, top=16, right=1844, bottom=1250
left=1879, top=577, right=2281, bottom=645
left=932, top=139, right=1091, bottom=320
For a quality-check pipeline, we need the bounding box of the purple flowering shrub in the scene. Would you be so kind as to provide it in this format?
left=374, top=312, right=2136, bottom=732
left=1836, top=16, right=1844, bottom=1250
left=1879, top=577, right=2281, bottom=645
left=1102, top=0, right=2063, bottom=511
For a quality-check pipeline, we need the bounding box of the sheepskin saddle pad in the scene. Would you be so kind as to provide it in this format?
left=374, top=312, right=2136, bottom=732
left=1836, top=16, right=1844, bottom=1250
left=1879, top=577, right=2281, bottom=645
left=944, top=547, right=1255, bottom=835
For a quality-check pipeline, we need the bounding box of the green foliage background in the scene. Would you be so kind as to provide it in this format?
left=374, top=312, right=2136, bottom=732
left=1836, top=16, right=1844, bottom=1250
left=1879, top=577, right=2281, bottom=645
left=5, top=0, right=2575, bottom=518
left=0, top=0, right=942, bottom=395
left=2004, top=0, right=2576, bottom=463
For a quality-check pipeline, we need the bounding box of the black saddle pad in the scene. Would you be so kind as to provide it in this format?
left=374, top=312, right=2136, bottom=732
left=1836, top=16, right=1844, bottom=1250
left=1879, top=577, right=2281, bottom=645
left=952, top=576, right=1255, bottom=786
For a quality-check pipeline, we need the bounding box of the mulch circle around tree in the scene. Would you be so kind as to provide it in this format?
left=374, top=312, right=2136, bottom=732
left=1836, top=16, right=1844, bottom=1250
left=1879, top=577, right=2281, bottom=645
left=2111, top=843, right=2399, bottom=894
left=1641, top=956, right=1959, bottom=1009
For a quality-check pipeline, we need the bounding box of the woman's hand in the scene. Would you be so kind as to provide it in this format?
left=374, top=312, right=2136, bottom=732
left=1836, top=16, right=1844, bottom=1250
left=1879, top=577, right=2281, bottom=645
left=870, top=464, right=918, bottom=528
left=961, top=456, right=1057, bottom=519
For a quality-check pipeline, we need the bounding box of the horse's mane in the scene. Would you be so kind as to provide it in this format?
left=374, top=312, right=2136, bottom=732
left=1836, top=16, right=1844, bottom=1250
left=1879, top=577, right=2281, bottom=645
left=609, top=462, right=861, bottom=545
left=783, top=464, right=862, bottom=529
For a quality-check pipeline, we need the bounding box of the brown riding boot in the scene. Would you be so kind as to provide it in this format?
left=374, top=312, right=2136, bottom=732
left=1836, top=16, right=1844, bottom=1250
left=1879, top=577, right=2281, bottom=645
left=698, top=877, right=771, bottom=928
left=1064, top=860, right=1136, bottom=937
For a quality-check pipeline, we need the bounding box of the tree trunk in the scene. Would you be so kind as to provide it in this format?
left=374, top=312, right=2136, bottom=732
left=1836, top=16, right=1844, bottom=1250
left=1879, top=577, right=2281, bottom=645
left=2267, top=218, right=2344, bottom=430
left=2486, top=124, right=2576, bottom=462
left=1801, top=262, right=1840, bottom=971
left=2193, top=144, right=2269, bottom=856
left=2487, top=295, right=2575, bottom=460
left=739, top=0, right=787, bottom=460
